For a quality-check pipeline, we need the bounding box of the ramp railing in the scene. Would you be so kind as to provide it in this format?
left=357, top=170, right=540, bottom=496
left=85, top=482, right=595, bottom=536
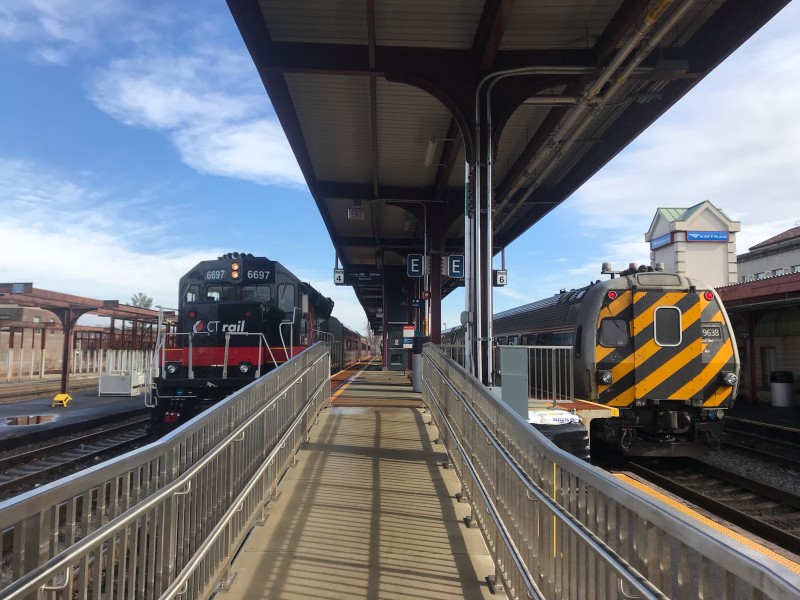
left=0, top=343, right=331, bottom=599
left=422, top=344, right=800, bottom=600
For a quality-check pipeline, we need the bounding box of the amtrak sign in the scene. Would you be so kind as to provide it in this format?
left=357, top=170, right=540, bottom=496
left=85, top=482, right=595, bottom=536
left=687, top=231, right=728, bottom=242
left=650, top=233, right=672, bottom=250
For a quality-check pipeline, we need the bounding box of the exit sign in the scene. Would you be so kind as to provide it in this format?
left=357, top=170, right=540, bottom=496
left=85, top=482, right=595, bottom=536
left=348, top=207, right=366, bottom=220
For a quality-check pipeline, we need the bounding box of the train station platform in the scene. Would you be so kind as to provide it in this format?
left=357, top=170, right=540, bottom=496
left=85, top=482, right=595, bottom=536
left=223, top=368, right=498, bottom=600
left=0, top=388, right=146, bottom=450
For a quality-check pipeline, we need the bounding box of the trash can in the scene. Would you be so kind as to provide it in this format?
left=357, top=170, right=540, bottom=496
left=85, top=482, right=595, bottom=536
left=769, top=371, right=795, bottom=407
left=411, top=336, right=429, bottom=393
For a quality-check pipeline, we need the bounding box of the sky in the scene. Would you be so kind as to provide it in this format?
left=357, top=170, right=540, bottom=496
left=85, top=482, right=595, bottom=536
left=1, top=1, right=799, bottom=335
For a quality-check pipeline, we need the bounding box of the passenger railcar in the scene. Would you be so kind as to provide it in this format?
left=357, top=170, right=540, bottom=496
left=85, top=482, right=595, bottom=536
left=150, top=252, right=362, bottom=428
left=473, top=265, right=739, bottom=457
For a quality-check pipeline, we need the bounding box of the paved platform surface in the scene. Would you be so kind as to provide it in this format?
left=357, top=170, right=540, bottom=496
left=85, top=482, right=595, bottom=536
left=225, top=368, right=499, bottom=600
left=0, top=388, right=146, bottom=449
left=728, top=400, right=800, bottom=429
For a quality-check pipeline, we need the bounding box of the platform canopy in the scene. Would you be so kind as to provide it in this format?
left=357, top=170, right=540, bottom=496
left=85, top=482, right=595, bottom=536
left=228, top=0, right=789, bottom=332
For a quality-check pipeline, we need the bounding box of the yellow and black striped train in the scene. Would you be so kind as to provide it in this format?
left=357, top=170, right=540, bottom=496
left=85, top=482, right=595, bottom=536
left=491, top=264, right=739, bottom=457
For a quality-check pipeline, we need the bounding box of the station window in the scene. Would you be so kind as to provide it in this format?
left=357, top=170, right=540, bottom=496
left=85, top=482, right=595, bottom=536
left=599, top=319, right=629, bottom=347
left=242, top=285, right=271, bottom=304
left=278, top=283, right=295, bottom=315
left=774, top=269, right=784, bottom=277
left=654, top=307, right=681, bottom=346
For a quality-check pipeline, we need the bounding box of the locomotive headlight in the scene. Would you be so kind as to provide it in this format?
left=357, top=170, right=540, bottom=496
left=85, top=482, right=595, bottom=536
left=166, top=362, right=180, bottom=375
left=231, top=262, right=240, bottom=271
left=238, top=362, right=252, bottom=374
left=597, top=370, right=613, bottom=385
left=722, top=372, right=738, bottom=386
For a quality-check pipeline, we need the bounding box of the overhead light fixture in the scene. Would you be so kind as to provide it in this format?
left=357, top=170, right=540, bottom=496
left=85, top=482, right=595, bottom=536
left=424, top=137, right=454, bottom=167
left=424, top=139, right=438, bottom=167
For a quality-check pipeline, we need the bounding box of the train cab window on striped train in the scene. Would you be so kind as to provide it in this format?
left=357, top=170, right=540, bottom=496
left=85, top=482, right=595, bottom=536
left=599, top=319, right=629, bottom=347
left=654, top=306, right=682, bottom=346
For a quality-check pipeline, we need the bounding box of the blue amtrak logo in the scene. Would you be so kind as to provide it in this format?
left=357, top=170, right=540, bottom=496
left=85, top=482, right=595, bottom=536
left=687, top=231, right=728, bottom=242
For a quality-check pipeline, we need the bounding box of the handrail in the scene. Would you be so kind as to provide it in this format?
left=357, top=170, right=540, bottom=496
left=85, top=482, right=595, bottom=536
left=279, top=306, right=300, bottom=360
left=222, top=331, right=279, bottom=378
left=423, top=353, right=660, bottom=600
left=0, top=344, right=331, bottom=598
left=422, top=344, right=800, bottom=599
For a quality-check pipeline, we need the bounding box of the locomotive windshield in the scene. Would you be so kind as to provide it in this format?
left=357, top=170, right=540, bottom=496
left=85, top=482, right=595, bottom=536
left=599, top=319, right=629, bottom=347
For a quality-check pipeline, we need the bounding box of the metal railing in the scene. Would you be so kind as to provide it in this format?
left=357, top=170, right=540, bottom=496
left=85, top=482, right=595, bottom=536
left=0, top=343, right=331, bottom=599
left=278, top=307, right=300, bottom=360
left=494, top=344, right=574, bottom=404
left=422, top=344, right=800, bottom=600
left=221, top=331, right=279, bottom=378
left=438, top=343, right=466, bottom=368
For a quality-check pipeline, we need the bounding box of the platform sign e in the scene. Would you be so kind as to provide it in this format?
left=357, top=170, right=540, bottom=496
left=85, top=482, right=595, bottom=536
left=333, top=269, right=345, bottom=285
left=448, top=255, right=464, bottom=278
left=407, top=254, right=424, bottom=277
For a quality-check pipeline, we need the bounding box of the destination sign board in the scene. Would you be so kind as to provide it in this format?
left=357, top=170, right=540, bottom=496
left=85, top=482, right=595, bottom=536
left=344, top=268, right=382, bottom=285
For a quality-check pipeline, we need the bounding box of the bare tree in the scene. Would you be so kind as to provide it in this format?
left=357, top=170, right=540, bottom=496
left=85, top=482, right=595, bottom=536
left=130, top=292, right=153, bottom=309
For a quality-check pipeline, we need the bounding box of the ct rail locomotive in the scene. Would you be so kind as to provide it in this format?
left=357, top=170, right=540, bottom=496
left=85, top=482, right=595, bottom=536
left=453, top=265, right=740, bottom=457
left=149, top=252, right=365, bottom=428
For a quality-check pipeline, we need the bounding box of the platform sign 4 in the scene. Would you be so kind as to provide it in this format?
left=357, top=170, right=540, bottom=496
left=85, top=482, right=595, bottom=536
left=493, top=269, right=508, bottom=286
left=407, top=254, right=424, bottom=277
left=334, top=269, right=345, bottom=285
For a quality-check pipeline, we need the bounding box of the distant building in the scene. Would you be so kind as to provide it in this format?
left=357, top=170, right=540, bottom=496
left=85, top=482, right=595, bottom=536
left=737, top=225, right=800, bottom=282
left=645, top=200, right=740, bottom=287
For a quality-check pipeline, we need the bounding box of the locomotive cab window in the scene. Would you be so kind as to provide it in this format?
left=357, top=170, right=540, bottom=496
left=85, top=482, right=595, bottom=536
left=654, top=306, right=682, bottom=346
left=184, top=285, right=200, bottom=303
left=242, top=285, right=271, bottom=304
left=278, top=283, right=296, bottom=315
left=206, top=285, right=239, bottom=302
left=599, top=319, right=629, bottom=347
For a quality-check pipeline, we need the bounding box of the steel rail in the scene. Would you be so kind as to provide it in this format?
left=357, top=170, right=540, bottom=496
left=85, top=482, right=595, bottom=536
left=0, top=416, right=151, bottom=471
left=626, top=459, right=800, bottom=556
left=0, top=424, right=150, bottom=496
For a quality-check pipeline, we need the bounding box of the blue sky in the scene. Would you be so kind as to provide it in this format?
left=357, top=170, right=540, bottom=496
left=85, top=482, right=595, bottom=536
left=2, top=2, right=799, bottom=334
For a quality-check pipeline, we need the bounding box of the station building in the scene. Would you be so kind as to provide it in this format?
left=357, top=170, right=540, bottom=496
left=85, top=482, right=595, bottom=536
left=737, top=225, right=800, bottom=281
left=645, top=199, right=740, bottom=288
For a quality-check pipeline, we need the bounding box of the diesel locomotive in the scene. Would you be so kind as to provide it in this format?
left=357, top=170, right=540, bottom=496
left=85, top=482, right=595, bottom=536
left=451, top=265, right=740, bottom=457
left=149, top=252, right=365, bottom=428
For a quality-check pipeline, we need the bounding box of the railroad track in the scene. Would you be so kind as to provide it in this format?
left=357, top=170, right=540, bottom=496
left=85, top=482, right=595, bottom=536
left=0, top=417, right=152, bottom=499
left=623, top=457, right=800, bottom=556
left=722, top=416, right=800, bottom=469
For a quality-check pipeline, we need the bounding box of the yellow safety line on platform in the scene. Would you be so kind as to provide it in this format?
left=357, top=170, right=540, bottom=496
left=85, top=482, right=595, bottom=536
left=614, top=473, right=800, bottom=574
left=330, top=358, right=378, bottom=402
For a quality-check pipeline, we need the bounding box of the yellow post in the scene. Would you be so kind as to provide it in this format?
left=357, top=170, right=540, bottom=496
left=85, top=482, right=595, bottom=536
left=52, top=393, right=72, bottom=407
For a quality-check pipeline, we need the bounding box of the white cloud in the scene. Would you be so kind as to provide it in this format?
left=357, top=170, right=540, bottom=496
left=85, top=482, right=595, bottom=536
left=0, top=1, right=131, bottom=62
left=0, top=159, right=212, bottom=308
left=174, top=120, right=304, bottom=187
left=89, top=53, right=305, bottom=187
